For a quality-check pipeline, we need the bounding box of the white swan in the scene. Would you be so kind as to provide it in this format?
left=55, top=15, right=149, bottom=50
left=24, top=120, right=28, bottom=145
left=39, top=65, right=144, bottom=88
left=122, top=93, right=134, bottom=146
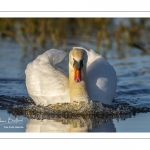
left=25, top=47, right=117, bottom=106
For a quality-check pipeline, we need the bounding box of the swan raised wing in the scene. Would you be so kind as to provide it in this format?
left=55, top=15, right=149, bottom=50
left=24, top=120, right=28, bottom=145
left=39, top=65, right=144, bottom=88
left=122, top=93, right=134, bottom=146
left=25, top=49, right=70, bottom=105
left=85, top=48, right=117, bottom=104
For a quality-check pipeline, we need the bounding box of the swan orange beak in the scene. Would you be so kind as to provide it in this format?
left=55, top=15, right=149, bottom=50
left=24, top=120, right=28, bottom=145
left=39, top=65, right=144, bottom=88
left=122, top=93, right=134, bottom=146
left=74, top=66, right=81, bottom=82
left=73, top=58, right=83, bottom=82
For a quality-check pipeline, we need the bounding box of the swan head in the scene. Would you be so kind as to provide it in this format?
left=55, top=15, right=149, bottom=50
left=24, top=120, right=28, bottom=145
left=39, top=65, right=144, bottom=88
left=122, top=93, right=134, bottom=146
left=69, top=47, right=87, bottom=82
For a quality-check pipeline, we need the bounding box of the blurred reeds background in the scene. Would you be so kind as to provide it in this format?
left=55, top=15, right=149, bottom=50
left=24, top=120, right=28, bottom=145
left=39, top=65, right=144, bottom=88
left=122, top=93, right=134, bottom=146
left=0, top=18, right=150, bottom=54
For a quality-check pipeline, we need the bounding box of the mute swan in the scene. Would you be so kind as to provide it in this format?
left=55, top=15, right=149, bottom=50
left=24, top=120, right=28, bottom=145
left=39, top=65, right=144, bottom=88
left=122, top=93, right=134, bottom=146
left=25, top=47, right=117, bottom=106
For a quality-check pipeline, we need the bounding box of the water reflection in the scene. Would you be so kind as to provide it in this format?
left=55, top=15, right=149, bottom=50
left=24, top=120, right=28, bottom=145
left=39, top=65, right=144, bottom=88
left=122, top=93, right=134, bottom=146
left=88, top=120, right=116, bottom=132
left=25, top=115, right=116, bottom=132
left=1, top=95, right=149, bottom=132
left=26, top=117, right=88, bottom=132
left=2, top=95, right=149, bottom=132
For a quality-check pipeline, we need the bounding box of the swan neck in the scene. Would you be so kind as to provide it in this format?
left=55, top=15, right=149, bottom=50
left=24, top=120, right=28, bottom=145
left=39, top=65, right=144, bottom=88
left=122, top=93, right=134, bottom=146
left=69, top=64, right=89, bottom=102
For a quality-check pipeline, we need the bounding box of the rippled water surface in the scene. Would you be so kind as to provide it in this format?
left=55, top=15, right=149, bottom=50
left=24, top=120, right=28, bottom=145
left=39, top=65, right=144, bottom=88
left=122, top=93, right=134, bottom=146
left=0, top=37, right=150, bottom=132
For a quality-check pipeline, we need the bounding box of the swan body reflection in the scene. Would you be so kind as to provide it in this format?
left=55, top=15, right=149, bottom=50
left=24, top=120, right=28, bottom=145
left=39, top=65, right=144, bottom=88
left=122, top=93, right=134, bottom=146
left=26, top=117, right=116, bottom=132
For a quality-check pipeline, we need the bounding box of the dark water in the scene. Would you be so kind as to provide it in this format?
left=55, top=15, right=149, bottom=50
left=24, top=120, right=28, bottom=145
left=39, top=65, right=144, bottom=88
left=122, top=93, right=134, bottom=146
left=0, top=36, right=150, bottom=132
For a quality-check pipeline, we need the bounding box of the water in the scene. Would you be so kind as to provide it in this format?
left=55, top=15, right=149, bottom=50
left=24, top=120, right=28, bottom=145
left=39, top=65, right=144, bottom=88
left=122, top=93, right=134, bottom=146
left=0, top=37, right=150, bottom=132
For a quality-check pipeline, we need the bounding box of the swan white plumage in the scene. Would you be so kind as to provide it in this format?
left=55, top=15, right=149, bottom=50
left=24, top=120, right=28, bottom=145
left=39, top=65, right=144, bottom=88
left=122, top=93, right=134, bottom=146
left=25, top=47, right=117, bottom=106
